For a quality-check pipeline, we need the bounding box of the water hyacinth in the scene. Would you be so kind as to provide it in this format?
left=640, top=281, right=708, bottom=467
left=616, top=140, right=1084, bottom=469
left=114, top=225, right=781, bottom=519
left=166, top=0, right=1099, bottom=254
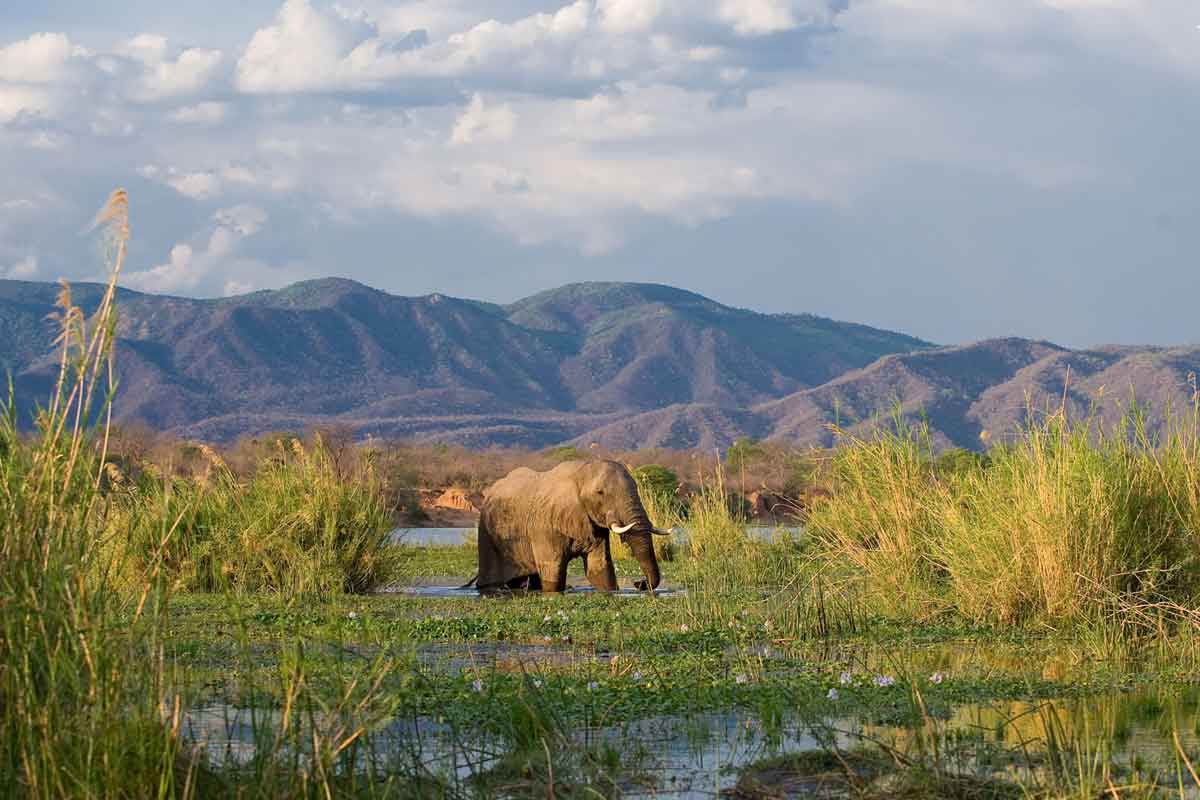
left=839, top=671, right=853, bottom=686
left=873, top=675, right=896, bottom=688
left=632, top=671, right=644, bottom=682
left=472, top=678, right=484, bottom=693
left=587, top=681, right=599, bottom=691
left=930, top=671, right=945, bottom=684
left=827, top=688, right=839, bottom=700
left=735, top=674, right=749, bottom=685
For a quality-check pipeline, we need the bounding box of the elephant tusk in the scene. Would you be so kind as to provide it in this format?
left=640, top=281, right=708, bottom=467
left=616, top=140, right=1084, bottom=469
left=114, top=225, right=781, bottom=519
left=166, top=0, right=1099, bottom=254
left=610, top=522, right=636, bottom=534
left=651, top=527, right=673, bottom=536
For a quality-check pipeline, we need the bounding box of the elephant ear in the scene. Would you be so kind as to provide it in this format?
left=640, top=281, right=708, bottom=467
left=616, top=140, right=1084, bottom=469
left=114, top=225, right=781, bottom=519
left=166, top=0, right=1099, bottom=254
left=540, top=477, right=596, bottom=546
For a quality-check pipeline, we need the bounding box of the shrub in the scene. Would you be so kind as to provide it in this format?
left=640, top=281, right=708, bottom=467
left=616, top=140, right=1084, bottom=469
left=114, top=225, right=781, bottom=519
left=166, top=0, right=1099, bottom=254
left=108, top=435, right=404, bottom=597
left=633, top=464, right=679, bottom=497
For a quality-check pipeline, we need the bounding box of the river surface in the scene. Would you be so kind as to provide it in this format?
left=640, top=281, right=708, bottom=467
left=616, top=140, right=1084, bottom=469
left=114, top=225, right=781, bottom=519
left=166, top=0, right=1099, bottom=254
left=180, top=675, right=1200, bottom=798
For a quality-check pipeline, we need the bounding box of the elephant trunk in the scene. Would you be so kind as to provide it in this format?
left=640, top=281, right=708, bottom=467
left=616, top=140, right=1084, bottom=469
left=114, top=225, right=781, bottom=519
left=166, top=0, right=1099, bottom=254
left=617, top=500, right=661, bottom=590
left=625, top=530, right=661, bottom=590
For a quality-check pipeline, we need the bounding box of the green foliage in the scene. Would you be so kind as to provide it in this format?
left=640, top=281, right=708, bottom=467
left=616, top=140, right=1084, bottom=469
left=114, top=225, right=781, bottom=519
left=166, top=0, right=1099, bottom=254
left=548, top=445, right=582, bottom=461
left=632, top=464, right=679, bottom=497
left=107, top=436, right=404, bottom=597
left=725, top=437, right=765, bottom=470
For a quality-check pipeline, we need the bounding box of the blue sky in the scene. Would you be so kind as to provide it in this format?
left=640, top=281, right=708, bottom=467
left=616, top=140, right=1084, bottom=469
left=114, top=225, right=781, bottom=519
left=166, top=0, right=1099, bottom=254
left=0, top=0, right=1195, bottom=347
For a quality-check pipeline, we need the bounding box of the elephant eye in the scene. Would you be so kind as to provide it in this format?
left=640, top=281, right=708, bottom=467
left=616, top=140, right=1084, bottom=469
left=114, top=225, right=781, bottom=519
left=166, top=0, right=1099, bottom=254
left=597, top=488, right=604, bottom=495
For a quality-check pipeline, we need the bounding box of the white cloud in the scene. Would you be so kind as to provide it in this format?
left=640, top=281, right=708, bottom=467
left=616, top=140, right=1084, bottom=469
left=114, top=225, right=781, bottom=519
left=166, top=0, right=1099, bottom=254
left=125, top=39, right=223, bottom=102
left=0, top=84, right=57, bottom=123
left=717, top=0, right=797, bottom=36
left=450, top=93, right=516, bottom=144
left=0, top=33, right=86, bottom=84
left=236, top=0, right=382, bottom=92
left=125, top=209, right=269, bottom=294
left=168, top=101, right=228, bottom=124
left=115, top=34, right=170, bottom=64
left=166, top=171, right=221, bottom=200
left=214, top=204, right=267, bottom=236
left=3, top=255, right=38, bottom=279
left=233, top=0, right=831, bottom=96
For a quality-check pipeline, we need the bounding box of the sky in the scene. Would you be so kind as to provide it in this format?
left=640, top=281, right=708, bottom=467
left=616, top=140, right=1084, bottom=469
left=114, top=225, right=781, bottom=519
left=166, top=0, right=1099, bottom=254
left=0, top=0, right=1196, bottom=347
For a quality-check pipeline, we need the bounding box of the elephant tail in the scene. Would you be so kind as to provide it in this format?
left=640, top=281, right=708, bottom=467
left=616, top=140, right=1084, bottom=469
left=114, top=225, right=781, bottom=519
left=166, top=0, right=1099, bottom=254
left=458, top=573, right=479, bottom=590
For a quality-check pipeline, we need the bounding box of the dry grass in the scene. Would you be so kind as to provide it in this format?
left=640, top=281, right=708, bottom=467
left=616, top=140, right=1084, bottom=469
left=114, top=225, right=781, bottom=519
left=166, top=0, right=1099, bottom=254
left=808, top=399, right=1200, bottom=627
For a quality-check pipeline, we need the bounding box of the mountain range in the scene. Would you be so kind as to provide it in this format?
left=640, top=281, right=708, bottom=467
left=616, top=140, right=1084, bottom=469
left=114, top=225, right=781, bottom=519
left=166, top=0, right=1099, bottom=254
left=2, top=278, right=1197, bottom=450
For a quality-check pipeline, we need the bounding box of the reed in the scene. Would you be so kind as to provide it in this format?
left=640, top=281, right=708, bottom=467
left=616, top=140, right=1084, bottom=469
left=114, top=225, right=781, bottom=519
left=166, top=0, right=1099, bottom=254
left=808, top=399, right=1200, bottom=628
left=106, top=433, right=403, bottom=597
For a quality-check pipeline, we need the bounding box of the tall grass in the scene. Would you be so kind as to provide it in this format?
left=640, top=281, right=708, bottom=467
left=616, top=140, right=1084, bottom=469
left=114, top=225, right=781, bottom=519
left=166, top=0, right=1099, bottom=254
left=106, top=435, right=403, bottom=597
left=808, top=400, right=1200, bottom=628
left=0, top=191, right=417, bottom=798
left=0, top=191, right=187, bottom=794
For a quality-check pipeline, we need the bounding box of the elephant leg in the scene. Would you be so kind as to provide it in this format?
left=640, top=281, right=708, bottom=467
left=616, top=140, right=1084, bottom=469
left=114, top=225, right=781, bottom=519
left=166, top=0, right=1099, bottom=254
left=528, top=538, right=568, bottom=593
left=537, top=559, right=568, bottom=593
left=584, top=543, right=618, bottom=592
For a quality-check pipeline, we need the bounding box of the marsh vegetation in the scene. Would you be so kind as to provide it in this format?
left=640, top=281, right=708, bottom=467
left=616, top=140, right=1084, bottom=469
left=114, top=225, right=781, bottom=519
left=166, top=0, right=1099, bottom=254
left=8, top=194, right=1200, bottom=798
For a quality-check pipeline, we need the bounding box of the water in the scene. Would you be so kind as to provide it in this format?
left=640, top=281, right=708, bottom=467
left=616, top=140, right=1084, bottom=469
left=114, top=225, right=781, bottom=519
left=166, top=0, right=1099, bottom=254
left=402, top=584, right=687, bottom=598
left=179, top=684, right=1200, bottom=798
left=391, top=526, right=804, bottom=547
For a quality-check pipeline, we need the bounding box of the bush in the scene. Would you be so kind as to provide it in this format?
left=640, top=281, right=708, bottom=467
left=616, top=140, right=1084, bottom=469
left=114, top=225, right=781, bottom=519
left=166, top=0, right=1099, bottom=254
left=108, top=435, right=404, bottom=597
left=633, top=464, right=679, bottom=497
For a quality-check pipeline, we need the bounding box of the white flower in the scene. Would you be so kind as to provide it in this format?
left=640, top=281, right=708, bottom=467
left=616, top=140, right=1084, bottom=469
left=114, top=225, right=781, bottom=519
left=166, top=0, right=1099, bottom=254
left=839, top=671, right=853, bottom=686
left=543, top=615, right=552, bottom=622
left=930, top=672, right=945, bottom=684
left=873, top=675, right=896, bottom=688
left=587, top=681, right=599, bottom=691
left=735, top=674, right=749, bottom=685
left=680, top=624, right=690, bottom=633
left=471, top=679, right=484, bottom=693
left=632, top=671, right=643, bottom=682
left=533, top=679, right=544, bottom=688
left=347, top=611, right=357, bottom=619
left=827, top=688, right=839, bottom=700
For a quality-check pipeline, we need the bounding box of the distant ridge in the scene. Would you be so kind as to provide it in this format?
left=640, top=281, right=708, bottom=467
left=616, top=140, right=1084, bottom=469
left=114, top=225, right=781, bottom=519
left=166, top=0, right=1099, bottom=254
left=4, top=277, right=1195, bottom=449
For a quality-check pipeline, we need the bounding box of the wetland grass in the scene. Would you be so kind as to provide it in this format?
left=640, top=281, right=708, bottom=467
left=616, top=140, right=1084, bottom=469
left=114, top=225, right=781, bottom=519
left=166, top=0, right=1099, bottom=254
left=808, top=402, right=1200, bottom=630
left=105, top=433, right=403, bottom=597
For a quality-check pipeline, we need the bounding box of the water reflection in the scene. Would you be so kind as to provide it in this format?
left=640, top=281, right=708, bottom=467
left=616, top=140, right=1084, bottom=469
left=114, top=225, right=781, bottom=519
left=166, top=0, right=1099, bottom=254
left=179, top=683, right=1200, bottom=798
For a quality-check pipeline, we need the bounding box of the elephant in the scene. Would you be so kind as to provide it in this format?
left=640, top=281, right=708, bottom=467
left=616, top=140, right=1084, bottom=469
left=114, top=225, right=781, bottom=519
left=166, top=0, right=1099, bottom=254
left=471, top=460, right=669, bottom=593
